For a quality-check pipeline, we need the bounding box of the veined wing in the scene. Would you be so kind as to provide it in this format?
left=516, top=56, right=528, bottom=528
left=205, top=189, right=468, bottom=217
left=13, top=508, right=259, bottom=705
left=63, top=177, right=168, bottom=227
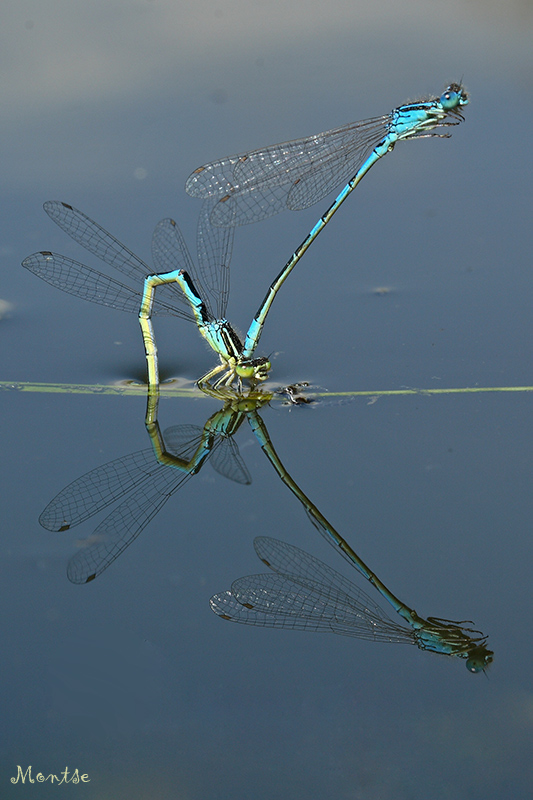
left=255, top=536, right=400, bottom=628
left=43, top=200, right=192, bottom=314
left=66, top=465, right=196, bottom=583
left=151, top=199, right=234, bottom=321
left=40, top=423, right=229, bottom=532
left=163, top=424, right=251, bottom=485
left=196, top=198, right=234, bottom=320
left=185, top=115, right=391, bottom=226
left=160, top=424, right=208, bottom=462
left=209, top=436, right=251, bottom=484
left=22, top=252, right=196, bottom=321
left=39, top=448, right=164, bottom=531
left=62, top=424, right=211, bottom=583
left=46, top=423, right=252, bottom=582
left=211, top=573, right=411, bottom=643
left=211, top=537, right=412, bottom=643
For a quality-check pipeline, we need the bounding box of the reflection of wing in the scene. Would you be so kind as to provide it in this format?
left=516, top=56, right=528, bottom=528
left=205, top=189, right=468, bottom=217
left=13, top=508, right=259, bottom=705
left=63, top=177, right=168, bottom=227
left=67, top=434, right=250, bottom=584
left=41, top=421, right=251, bottom=584
left=210, top=438, right=251, bottom=485
left=211, top=538, right=412, bottom=643
left=210, top=584, right=344, bottom=631
left=39, top=449, right=163, bottom=531
left=163, top=425, right=251, bottom=485
left=162, top=424, right=207, bottom=461
left=40, top=425, right=208, bottom=532
left=67, top=467, right=195, bottom=584
left=255, top=536, right=365, bottom=596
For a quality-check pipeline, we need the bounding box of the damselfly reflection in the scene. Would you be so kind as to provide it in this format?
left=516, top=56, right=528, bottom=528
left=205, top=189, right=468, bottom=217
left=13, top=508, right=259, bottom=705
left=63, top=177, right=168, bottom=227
left=39, top=392, right=270, bottom=583
left=211, top=400, right=493, bottom=674
left=40, top=385, right=492, bottom=671
left=22, top=199, right=270, bottom=389
left=211, top=537, right=492, bottom=673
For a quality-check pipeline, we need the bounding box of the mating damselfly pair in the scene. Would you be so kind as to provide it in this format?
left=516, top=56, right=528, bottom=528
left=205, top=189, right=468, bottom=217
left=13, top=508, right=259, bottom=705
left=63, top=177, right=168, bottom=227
left=23, top=83, right=468, bottom=389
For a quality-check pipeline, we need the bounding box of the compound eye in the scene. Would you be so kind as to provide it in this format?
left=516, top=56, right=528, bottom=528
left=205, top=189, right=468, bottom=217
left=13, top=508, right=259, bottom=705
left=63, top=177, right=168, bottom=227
left=440, top=89, right=458, bottom=110
left=236, top=364, right=255, bottom=379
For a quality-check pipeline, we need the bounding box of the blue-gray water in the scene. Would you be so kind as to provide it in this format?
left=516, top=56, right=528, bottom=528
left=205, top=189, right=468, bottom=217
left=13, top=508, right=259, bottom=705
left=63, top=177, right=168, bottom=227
left=1, top=1, right=532, bottom=798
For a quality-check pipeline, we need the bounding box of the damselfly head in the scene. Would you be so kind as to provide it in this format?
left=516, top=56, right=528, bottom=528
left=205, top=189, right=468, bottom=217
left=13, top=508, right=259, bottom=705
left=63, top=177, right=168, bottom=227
left=440, top=83, right=468, bottom=111
left=235, top=356, right=271, bottom=382
left=465, top=645, right=494, bottom=673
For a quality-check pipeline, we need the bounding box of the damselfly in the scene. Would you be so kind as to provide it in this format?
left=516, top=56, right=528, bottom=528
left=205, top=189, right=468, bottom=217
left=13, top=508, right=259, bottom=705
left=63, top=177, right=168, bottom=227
left=22, top=200, right=271, bottom=389
left=187, top=84, right=468, bottom=356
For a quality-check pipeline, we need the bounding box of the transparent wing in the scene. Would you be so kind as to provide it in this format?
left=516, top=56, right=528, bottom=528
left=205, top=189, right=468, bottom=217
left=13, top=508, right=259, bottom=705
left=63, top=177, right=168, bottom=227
left=66, top=426, right=253, bottom=584
left=151, top=199, right=234, bottom=320
left=66, top=466, right=195, bottom=584
left=254, top=536, right=370, bottom=600
left=254, top=537, right=400, bottom=628
left=209, top=437, right=251, bottom=485
left=161, top=424, right=206, bottom=460
left=22, top=252, right=193, bottom=319
left=43, top=200, right=191, bottom=313
left=40, top=425, right=217, bottom=533
left=163, top=424, right=251, bottom=485
left=196, top=198, right=234, bottom=319
left=211, top=574, right=411, bottom=643
left=150, top=216, right=212, bottom=319
left=286, top=118, right=388, bottom=211
left=210, top=587, right=340, bottom=631
left=42, top=420, right=252, bottom=584
left=39, top=449, right=163, bottom=531
left=185, top=115, right=391, bottom=226
left=211, top=537, right=413, bottom=643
